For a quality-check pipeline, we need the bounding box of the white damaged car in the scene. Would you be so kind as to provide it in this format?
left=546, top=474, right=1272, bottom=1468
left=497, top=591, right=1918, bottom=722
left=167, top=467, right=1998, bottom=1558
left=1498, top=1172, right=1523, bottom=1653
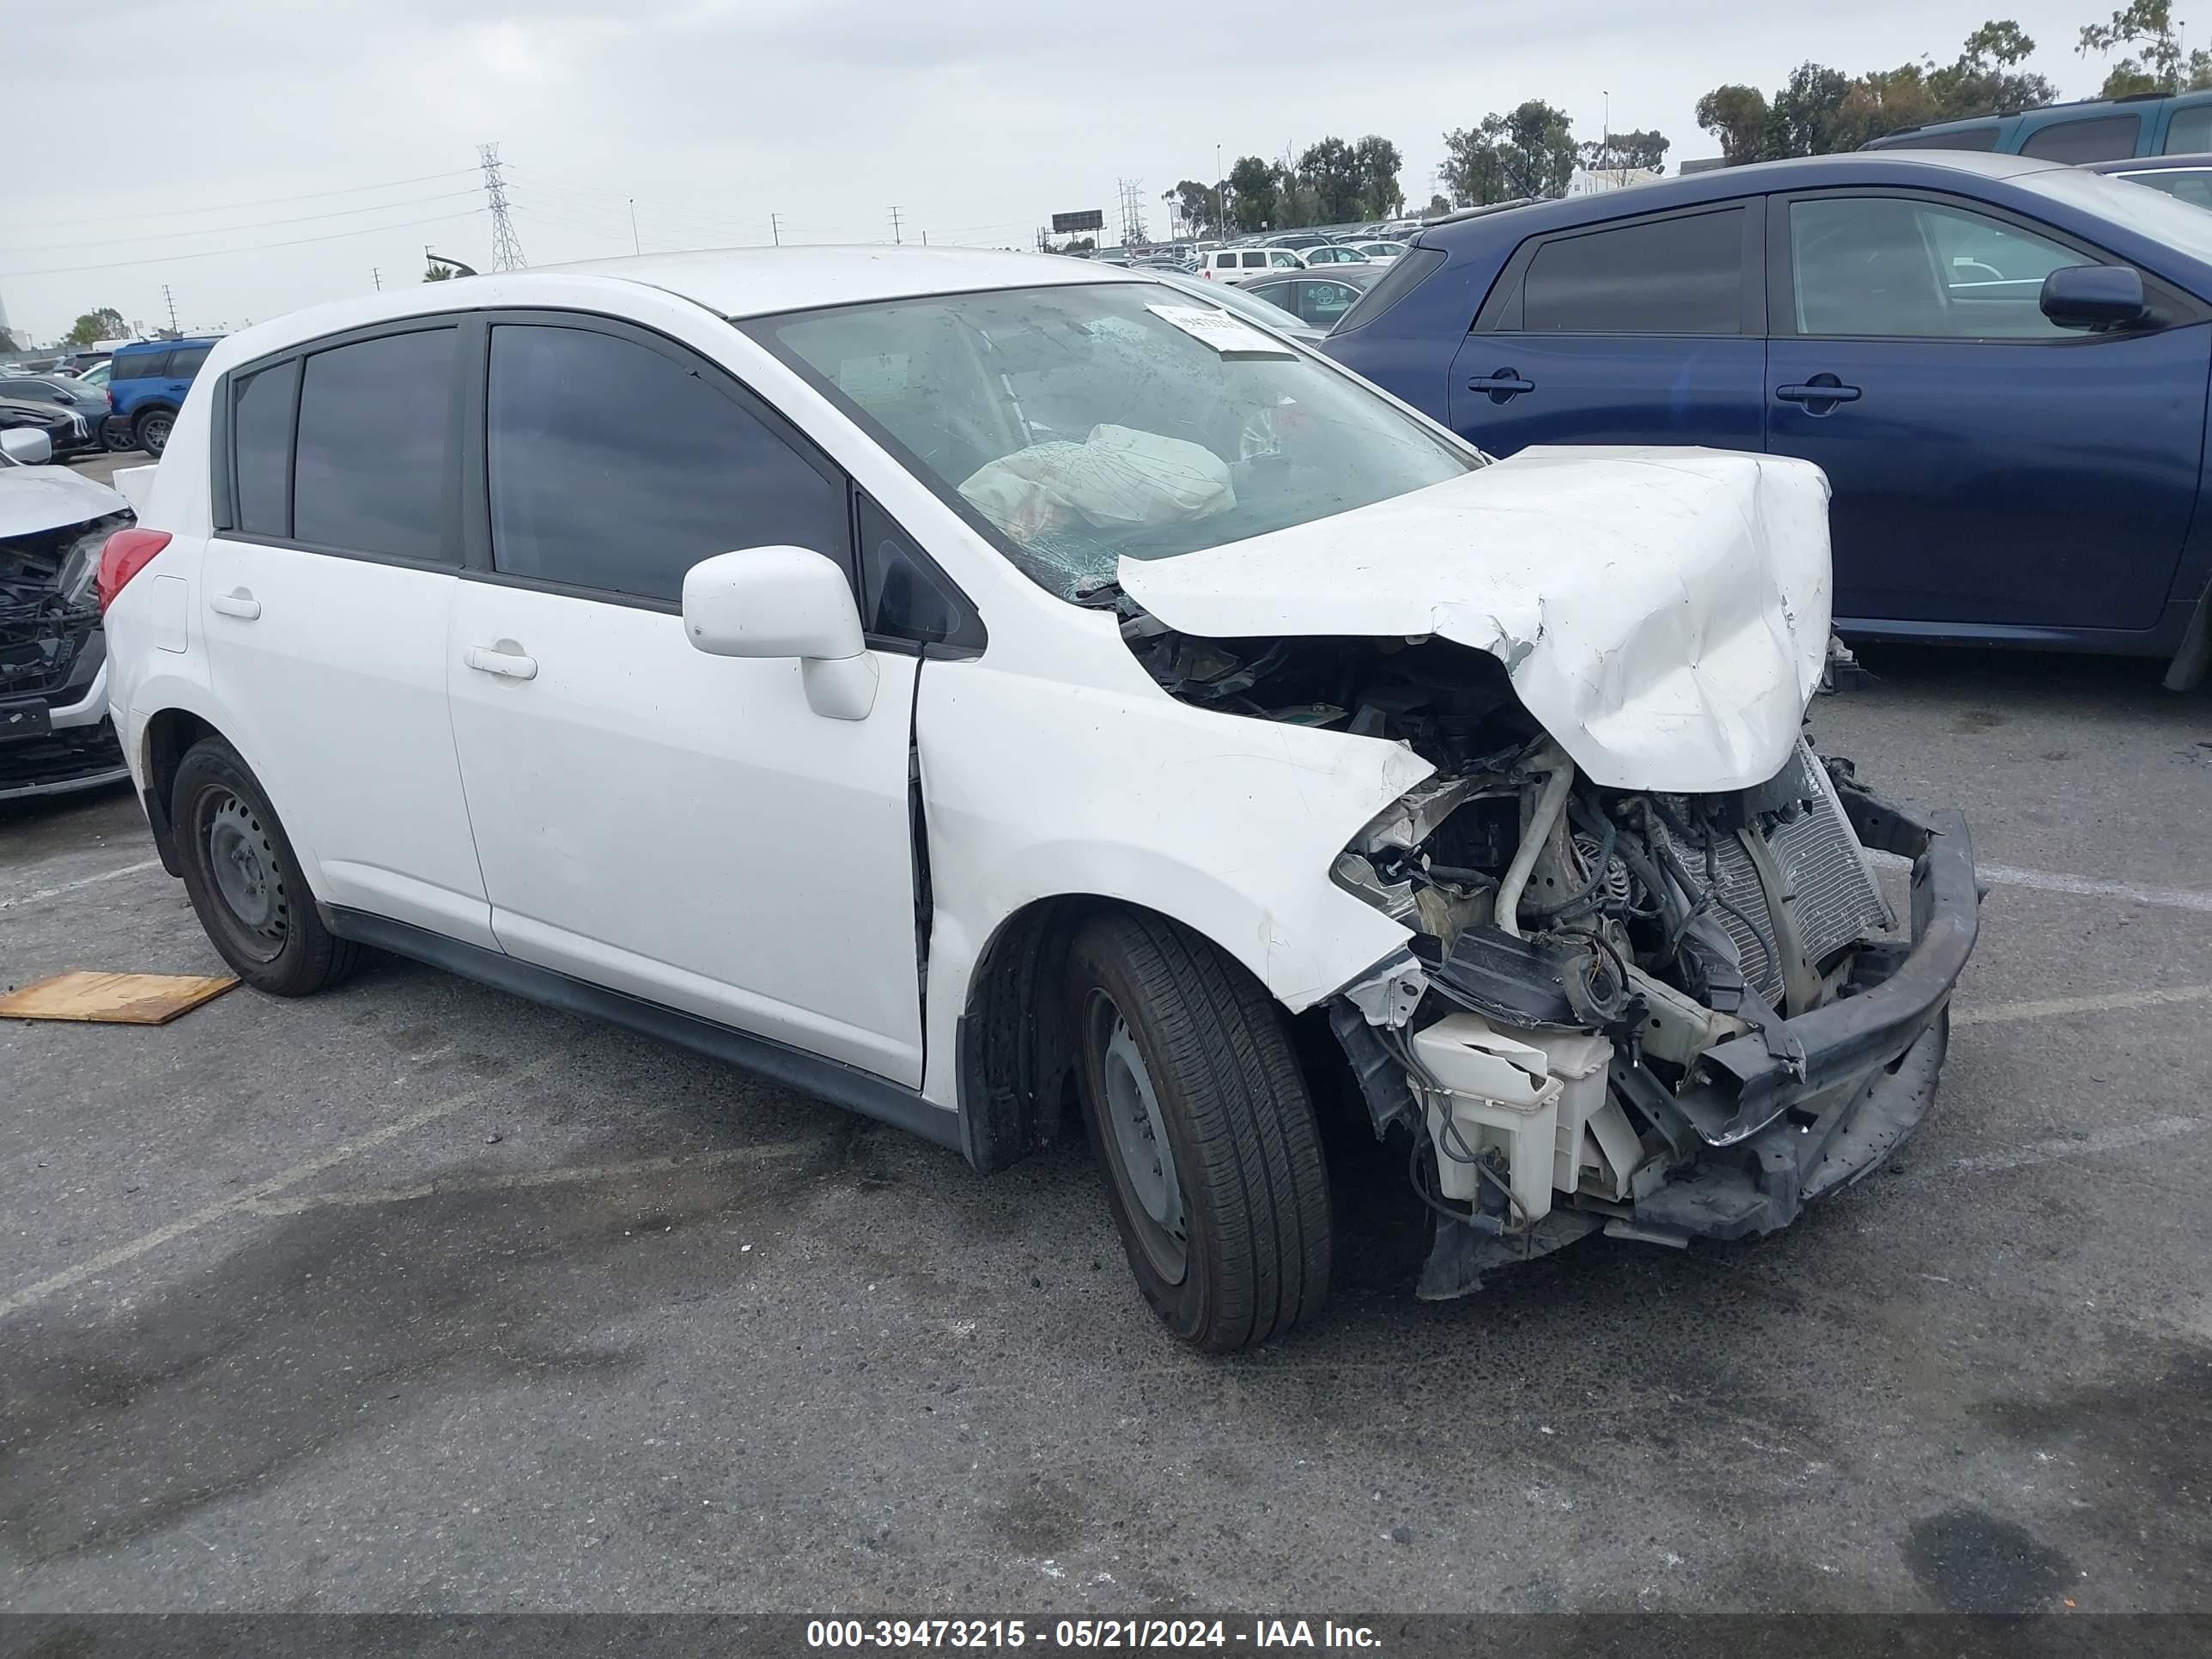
left=100, top=250, right=1978, bottom=1349
left=0, top=428, right=135, bottom=799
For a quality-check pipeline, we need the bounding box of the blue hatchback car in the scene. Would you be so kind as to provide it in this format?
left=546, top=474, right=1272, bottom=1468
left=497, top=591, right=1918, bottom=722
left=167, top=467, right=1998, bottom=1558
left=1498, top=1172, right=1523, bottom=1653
left=1326, top=152, right=2212, bottom=684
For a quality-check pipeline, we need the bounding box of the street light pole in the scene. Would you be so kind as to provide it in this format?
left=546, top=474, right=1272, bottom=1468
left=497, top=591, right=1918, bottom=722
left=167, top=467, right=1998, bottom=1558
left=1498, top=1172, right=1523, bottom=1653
left=1215, top=143, right=1224, bottom=237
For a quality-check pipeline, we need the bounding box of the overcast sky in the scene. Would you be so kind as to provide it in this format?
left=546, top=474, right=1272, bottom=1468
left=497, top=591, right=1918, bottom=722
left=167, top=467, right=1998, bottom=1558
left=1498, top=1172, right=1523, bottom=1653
left=2, top=0, right=2136, bottom=343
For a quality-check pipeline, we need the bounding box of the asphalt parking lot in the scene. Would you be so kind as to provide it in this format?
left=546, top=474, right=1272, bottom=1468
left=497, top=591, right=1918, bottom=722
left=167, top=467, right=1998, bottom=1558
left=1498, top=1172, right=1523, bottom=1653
left=2, top=471, right=2208, bottom=1613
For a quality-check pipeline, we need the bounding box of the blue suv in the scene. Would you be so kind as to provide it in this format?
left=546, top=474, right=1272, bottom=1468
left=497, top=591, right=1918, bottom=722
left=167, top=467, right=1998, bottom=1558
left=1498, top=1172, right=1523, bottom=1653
left=1326, top=151, right=2212, bottom=684
left=107, top=337, right=219, bottom=458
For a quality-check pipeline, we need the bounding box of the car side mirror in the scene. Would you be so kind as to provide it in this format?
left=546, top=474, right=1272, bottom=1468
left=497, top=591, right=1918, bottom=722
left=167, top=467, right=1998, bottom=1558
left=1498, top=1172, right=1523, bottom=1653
left=0, top=428, right=52, bottom=466
left=2040, top=264, right=2147, bottom=330
left=682, top=545, right=878, bottom=721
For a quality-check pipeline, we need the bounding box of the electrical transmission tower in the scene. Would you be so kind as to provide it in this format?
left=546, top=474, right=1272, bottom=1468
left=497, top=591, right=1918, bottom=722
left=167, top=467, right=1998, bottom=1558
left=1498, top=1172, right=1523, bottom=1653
left=1117, top=179, right=1147, bottom=246
left=479, top=142, right=526, bottom=271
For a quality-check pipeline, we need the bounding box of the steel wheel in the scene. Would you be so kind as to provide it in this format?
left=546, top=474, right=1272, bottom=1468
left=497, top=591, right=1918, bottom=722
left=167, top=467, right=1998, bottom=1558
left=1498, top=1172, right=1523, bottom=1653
left=1085, top=989, right=1188, bottom=1285
left=201, top=789, right=289, bottom=962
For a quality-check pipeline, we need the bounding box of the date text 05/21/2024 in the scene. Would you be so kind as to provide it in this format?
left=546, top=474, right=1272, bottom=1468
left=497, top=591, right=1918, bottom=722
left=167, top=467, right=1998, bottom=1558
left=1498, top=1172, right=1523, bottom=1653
left=805, top=1620, right=1382, bottom=1650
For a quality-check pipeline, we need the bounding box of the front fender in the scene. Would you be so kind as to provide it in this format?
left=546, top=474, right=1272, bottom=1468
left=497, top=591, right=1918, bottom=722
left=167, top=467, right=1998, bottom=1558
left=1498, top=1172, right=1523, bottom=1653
left=914, top=659, right=1430, bottom=1107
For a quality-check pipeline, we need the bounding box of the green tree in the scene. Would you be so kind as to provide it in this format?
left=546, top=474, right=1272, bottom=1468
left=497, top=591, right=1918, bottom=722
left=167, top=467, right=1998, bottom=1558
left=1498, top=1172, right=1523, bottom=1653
left=1763, top=64, right=1851, bottom=156
left=1165, top=179, right=1215, bottom=236
left=1577, top=127, right=1672, bottom=175
left=1425, top=192, right=1451, bottom=218
left=1297, top=136, right=1363, bottom=223
left=1498, top=100, right=1578, bottom=199
left=1931, top=21, right=2059, bottom=115
left=1352, top=134, right=1405, bottom=217
left=1226, top=155, right=1277, bottom=232
left=1696, top=83, right=1771, bottom=166
left=2080, top=1, right=2212, bottom=94
left=422, top=264, right=458, bottom=283
left=1441, top=116, right=1510, bottom=205
left=66, top=307, right=125, bottom=344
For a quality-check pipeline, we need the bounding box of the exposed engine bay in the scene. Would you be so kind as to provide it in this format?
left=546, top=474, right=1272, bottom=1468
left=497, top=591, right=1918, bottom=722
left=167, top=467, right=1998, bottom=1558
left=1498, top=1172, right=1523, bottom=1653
left=1117, top=613, right=1961, bottom=1298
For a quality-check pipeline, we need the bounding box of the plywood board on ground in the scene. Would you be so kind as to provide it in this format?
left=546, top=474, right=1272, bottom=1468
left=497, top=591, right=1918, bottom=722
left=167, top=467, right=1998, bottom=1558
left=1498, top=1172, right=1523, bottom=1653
left=0, top=970, right=239, bottom=1025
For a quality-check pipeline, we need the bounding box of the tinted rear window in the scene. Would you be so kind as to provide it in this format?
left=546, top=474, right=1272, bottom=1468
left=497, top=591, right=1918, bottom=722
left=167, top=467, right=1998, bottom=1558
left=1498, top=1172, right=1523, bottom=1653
left=2021, top=115, right=2142, bottom=162
left=2167, top=106, right=2212, bottom=153
left=292, top=328, right=456, bottom=562
left=112, top=352, right=169, bottom=380
left=166, top=345, right=212, bottom=380
left=1897, top=125, right=2002, bottom=151
left=1333, top=244, right=1446, bottom=334
left=1522, top=209, right=1744, bottom=334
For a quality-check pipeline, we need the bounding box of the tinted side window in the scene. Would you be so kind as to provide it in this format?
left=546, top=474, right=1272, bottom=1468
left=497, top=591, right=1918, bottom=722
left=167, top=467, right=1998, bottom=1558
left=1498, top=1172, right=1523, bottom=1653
left=1790, top=197, right=2081, bottom=338
left=166, top=345, right=212, bottom=380
left=232, top=359, right=298, bottom=538
left=486, top=324, right=846, bottom=604
left=2166, top=105, right=2212, bottom=153
left=293, top=327, right=457, bottom=562
left=1522, top=208, right=1743, bottom=334
left=1907, top=125, right=2001, bottom=151
left=2136, top=169, right=2212, bottom=209
left=2020, top=115, right=2142, bottom=162
left=113, top=352, right=169, bottom=381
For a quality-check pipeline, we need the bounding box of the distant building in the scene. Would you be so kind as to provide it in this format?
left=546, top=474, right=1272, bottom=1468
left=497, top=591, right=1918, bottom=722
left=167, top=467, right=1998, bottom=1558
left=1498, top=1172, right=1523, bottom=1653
left=1565, top=166, right=1663, bottom=198
left=1679, top=156, right=1728, bottom=175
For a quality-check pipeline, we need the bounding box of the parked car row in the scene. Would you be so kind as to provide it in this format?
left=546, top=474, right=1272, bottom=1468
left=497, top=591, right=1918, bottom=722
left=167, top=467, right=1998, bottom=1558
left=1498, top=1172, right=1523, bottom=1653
left=0, top=336, right=218, bottom=458
left=1322, top=148, right=2212, bottom=685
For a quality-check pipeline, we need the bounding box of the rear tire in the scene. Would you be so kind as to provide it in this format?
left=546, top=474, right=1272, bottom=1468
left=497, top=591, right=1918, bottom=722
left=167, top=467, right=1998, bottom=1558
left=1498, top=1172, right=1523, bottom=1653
left=171, top=737, right=361, bottom=996
left=1067, top=911, right=1332, bottom=1352
left=134, top=408, right=173, bottom=457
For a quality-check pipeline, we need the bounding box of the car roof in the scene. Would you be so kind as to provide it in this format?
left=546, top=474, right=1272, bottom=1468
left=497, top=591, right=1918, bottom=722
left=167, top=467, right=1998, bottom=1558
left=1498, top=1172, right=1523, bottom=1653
left=541, top=246, right=1139, bottom=317
left=114, top=336, right=221, bottom=353
left=1418, top=150, right=2066, bottom=246
left=2089, top=152, right=2212, bottom=172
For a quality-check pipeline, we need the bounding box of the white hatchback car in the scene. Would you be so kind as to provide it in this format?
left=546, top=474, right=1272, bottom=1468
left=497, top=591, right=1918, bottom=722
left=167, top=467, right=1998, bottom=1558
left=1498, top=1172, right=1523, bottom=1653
left=101, top=248, right=1978, bottom=1351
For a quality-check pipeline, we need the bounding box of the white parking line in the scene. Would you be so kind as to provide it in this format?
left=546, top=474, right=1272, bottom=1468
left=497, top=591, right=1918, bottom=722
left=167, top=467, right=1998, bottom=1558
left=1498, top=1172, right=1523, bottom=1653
left=1954, top=984, right=2212, bottom=1027
left=242, top=1138, right=820, bottom=1217
left=0, top=858, right=163, bottom=911
left=0, top=1053, right=561, bottom=1322
left=1978, top=862, right=2212, bottom=915
left=1939, top=1115, right=2206, bottom=1178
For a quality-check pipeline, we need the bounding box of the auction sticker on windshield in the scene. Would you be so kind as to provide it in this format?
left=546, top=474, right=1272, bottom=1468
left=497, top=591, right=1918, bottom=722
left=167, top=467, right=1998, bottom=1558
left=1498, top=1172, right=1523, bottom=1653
left=1144, top=304, right=1297, bottom=360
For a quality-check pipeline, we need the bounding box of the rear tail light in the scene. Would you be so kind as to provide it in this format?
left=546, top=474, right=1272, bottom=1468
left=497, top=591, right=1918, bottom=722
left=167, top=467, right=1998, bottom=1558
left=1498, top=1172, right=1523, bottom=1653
left=97, top=529, right=172, bottom=614
left=106, top=387, right=116, bottom=410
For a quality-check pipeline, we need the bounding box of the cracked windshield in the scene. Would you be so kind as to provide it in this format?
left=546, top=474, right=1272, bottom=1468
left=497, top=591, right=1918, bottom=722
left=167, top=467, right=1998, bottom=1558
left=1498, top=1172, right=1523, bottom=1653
left=760, top=282, right=1477, bottom=597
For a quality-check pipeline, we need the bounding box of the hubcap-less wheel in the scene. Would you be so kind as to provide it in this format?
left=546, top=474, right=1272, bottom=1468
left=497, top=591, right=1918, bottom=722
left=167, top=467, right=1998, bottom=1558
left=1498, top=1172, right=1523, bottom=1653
left=1087, top=990, right=1187, bottom=1284
left=204, top=791, right=289, bottom=958
left=139, top=411, right=173, bottom=456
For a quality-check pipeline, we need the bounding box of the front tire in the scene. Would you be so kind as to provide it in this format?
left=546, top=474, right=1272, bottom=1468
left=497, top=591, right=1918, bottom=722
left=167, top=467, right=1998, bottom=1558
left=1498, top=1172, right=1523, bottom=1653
left=172, top=738, right=360, bottom=996
left=1068, top=912, right=1332, bottom=1352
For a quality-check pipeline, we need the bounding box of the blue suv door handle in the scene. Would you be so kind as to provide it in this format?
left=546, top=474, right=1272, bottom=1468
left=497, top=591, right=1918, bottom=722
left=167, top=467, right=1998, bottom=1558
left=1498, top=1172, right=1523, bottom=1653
left=1775, top=374, right=1863, bottom=413
left=1468, top=368, right=1536, bottom=403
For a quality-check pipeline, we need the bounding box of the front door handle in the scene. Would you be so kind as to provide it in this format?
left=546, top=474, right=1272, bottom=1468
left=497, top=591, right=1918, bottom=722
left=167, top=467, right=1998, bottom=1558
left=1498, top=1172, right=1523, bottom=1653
left=465, top=643, right=538, bottom=681
left=1775, top=374, right=1863, bottom=412
left=1468, top=368, right=1536, bottom=403
left=210, top=588, right=261, bottom=620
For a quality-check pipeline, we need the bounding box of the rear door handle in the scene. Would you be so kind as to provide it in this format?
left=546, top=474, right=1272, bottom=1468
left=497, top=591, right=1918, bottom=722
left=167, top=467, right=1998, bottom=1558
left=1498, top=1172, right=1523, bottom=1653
left=465, top=644, right=538, bottom=681
left=210, top=589, right=261, bottom=620
left=1468, top=368, right=1536, bottom=402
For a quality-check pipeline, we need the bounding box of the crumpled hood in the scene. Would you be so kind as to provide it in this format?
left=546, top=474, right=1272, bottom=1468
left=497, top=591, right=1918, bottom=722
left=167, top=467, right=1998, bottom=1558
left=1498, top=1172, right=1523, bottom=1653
left=0, top=467, right=129, bottom=541
left=1117, top=445, right=1833, bottom=794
